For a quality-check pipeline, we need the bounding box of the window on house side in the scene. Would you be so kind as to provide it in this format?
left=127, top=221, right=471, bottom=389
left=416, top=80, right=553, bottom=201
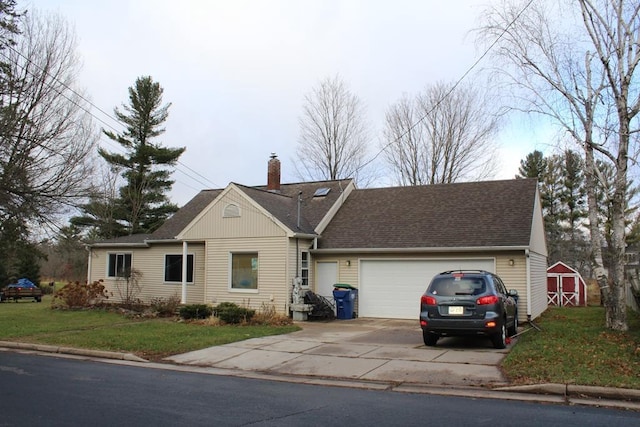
left=164, top=254, right=194, bottom=283
left=231, top=253, right=258, bottom=290
left=107, top=253, right=132, bottom=278
left=301, top=251, right=309, bottom=287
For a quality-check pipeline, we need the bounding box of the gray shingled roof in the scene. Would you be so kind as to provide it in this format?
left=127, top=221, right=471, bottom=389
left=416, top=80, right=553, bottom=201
left=317, top=179, right=538, bottom=250
left=150, top=189, right=224, bottom=240
left=144, top=179, right=352, bottom=241
left=245, top=179, right=352, bottom=234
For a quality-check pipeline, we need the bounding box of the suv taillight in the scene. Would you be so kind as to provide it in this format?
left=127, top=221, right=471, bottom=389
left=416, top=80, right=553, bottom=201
left=476, top=295, right=499, bottom=305
left=421, top=295, right=437, bottom=306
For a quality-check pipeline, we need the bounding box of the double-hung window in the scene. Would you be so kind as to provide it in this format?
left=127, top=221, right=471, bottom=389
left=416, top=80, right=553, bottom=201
left=164, top=254, right=194, bottom=283
left=107, top=253, right=132, bottom=278
left=301, top=251, right=310, bottom=287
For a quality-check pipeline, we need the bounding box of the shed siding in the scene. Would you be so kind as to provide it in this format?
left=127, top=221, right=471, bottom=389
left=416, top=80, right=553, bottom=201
left=529, top=251, right=548, bottom=320
left=90, top=243, right=206, bottom=305
left=181, top=188, right=286, bottom=240
left=204, top=237, right=289, bottom=313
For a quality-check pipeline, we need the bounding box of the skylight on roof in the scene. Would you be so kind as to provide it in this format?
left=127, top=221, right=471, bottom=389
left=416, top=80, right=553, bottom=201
left=313, top=187, right=331, bottom=197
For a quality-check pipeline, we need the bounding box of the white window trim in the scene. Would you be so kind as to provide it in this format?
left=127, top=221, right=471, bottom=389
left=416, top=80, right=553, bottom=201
left=163, top=253, right=195, bottom=284
left=106, top=252, right=133, bottom=279
left=228, top=251, right=259, bottom=293
left=301, top=251, right=310, bottom=288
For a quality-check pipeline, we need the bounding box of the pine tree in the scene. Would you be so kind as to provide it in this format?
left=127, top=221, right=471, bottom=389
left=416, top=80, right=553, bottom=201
left=98, top=76, right=185, bottom=235
left=516, top=150, right=546, bottom=179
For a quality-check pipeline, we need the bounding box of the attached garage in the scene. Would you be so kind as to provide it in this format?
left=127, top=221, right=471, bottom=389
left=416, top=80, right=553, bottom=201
left=358, top=259, right=496, bottom=319
left=314, top=179, right=549, bottom=322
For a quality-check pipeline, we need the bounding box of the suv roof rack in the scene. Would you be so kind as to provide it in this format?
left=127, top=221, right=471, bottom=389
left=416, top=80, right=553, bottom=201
left=438, top=270, right=491, bottom=275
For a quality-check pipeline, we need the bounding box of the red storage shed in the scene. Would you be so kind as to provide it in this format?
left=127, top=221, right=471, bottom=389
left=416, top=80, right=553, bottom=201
left=547, top=261, right=587, bottom=306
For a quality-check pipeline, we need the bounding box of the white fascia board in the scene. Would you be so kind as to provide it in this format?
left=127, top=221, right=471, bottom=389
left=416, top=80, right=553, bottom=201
left=311, top=246, right=530, bottom=254
left=89, top=242, right=149, bottom=248
left=314, top=180, right=356, bottom=234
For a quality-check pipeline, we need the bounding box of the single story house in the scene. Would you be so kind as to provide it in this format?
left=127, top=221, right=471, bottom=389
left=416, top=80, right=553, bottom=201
left=88, top=155, right=548, bottom=321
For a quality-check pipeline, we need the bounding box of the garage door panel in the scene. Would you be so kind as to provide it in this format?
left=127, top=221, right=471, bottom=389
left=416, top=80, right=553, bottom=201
left=359, top=259, right=494, bottom=319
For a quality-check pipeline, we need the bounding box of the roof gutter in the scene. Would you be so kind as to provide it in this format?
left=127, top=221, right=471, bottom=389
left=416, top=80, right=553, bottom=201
left=291, top=233, right=318, bottom=239
left=311, top=246, right=530, bottom=254
left=88, top=242, right=150, bottom=248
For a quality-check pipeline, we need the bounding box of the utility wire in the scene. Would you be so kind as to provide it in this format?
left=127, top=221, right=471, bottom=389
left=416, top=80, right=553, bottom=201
left=0, top=42, right=220, bottom=190
left=359, top=0, right=536, bottom=171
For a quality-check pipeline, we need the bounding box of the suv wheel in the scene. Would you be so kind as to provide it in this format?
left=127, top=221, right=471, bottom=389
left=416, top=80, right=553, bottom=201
left=422, top=331, right=439, bottom=346
left=491, top=322, right=507, bottom=349
left=507, top=312, right=518, bottom=336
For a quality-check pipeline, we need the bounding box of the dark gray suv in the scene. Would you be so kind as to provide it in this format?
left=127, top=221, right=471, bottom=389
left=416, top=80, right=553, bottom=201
left=419, top=270, right=518, bottom=349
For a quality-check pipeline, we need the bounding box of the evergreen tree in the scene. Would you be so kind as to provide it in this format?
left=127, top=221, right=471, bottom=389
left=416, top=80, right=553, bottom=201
left=97, top=76, right=185, bottom=236
left=516, top=150, right=546, bottom=179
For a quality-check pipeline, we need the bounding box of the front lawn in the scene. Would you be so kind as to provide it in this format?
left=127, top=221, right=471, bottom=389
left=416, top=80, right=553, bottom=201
left=503, top=306, right=640, bottom=389
left=0, top=296, right=300, bottom=360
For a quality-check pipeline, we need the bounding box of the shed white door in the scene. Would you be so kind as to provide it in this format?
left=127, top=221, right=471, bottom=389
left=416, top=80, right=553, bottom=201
left=316, top=261, right=338, bottom=298
left=359, top=259, right=495, bottom=319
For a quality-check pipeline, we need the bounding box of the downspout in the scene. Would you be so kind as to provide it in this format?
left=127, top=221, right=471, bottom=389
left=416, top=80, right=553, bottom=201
left=86, top=246, right=92, bottom=284
left=526, top=249, right=532, bottom=321
left=182, top=241, right=188, bottom=304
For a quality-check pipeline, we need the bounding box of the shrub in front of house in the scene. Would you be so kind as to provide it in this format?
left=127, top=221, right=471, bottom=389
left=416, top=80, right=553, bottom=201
left=150, top=294, right=181, bottom=317
left=251, top=302, right=293, bottom=326
left=52, top=280, right=109, bottom=309
left=179, top=304, right=213, bottom=320
left=214, top=302, right=255, bottom=324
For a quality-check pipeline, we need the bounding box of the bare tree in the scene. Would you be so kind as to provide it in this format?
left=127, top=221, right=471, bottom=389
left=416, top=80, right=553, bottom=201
left=478, top=0, right=640, bottom=330
left=71, top=161, right=125, bottom=240
left=382, top=82, right=499, bottom=185
left=294, top=75, right=372, bottom=185
left=0, top=9, right=96, bottom=227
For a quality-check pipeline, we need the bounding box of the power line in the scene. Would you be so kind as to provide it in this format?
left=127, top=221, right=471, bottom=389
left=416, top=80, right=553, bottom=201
left=359, top=0, right=536, bottom=171
left=0, top=41, right=220, bottom=191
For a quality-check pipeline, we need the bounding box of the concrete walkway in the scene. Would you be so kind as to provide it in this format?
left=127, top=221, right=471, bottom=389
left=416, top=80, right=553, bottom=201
left=166, top=318, right=510, bottom=387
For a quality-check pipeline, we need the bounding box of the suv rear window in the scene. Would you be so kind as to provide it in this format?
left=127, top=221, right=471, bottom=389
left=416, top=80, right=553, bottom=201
left=428, top=277, right=486, bottom=296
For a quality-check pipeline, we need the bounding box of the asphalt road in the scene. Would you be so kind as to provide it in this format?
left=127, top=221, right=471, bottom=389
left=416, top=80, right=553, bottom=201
left=1, top=351, right=639, bottom=427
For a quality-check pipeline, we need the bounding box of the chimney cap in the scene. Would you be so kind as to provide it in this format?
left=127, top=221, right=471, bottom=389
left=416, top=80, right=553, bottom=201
left=270, top=153, right=278, bottom=159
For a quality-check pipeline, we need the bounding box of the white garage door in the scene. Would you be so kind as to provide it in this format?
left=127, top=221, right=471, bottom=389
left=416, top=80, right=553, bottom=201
left=359, top=259, right=495, bottom=319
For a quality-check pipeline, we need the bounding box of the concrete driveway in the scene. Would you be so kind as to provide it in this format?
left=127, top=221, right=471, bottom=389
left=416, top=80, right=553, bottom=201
left=166, top=318, right=513, bottom=387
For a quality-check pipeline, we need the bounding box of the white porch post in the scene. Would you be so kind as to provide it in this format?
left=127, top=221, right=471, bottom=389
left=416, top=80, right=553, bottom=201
left=181, top=241, right=188, bottom=304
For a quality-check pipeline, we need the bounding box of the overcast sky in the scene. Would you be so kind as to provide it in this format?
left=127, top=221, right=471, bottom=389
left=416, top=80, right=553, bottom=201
left=28, top=0, right=553, bottom=206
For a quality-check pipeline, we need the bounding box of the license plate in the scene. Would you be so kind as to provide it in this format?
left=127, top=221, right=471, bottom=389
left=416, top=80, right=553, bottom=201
left=448, top=306, right=464, bottom=315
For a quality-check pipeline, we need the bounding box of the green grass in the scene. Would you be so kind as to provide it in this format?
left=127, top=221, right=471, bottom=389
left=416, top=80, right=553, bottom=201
left=0, top=296, right=300, bottom=360
left=503, top=306, right=640, bottom=389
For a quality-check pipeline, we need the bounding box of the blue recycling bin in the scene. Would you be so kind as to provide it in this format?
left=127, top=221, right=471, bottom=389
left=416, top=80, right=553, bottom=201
left=333, top=287, right=357, bottom=319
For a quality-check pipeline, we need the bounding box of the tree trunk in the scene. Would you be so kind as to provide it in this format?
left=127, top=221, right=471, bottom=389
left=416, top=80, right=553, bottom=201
left=583, top=143, right=610, bottom=307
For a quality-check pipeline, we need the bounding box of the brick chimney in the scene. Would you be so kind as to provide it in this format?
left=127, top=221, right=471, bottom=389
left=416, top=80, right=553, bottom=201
left=267, top=153, right=281, bottom=192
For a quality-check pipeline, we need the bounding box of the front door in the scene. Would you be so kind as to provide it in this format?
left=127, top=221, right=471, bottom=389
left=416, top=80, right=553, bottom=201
left=316, top=261, right=338, bottom=298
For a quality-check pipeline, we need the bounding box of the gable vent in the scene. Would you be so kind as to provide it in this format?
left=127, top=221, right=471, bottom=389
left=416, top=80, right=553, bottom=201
left=223, top=204, right=240, bottom=218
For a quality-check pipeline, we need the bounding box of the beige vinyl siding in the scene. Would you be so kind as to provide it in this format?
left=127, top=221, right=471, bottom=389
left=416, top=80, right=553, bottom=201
left=90, top=243, right=206, bottom=305
left=204, top=237, right=289, bottom=313
left=495, top=253, right=528, bottom=322
left=289, top=238, right=314, bottom=289
left=313, top=251, right=533, bottom=322
left=528, top=251, right=548, bottom=320
left=181, top=187, right=286, bottom=240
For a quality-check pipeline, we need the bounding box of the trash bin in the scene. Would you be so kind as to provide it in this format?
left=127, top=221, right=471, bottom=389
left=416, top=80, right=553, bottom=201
left=333, top=284, right=358, bottom=319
